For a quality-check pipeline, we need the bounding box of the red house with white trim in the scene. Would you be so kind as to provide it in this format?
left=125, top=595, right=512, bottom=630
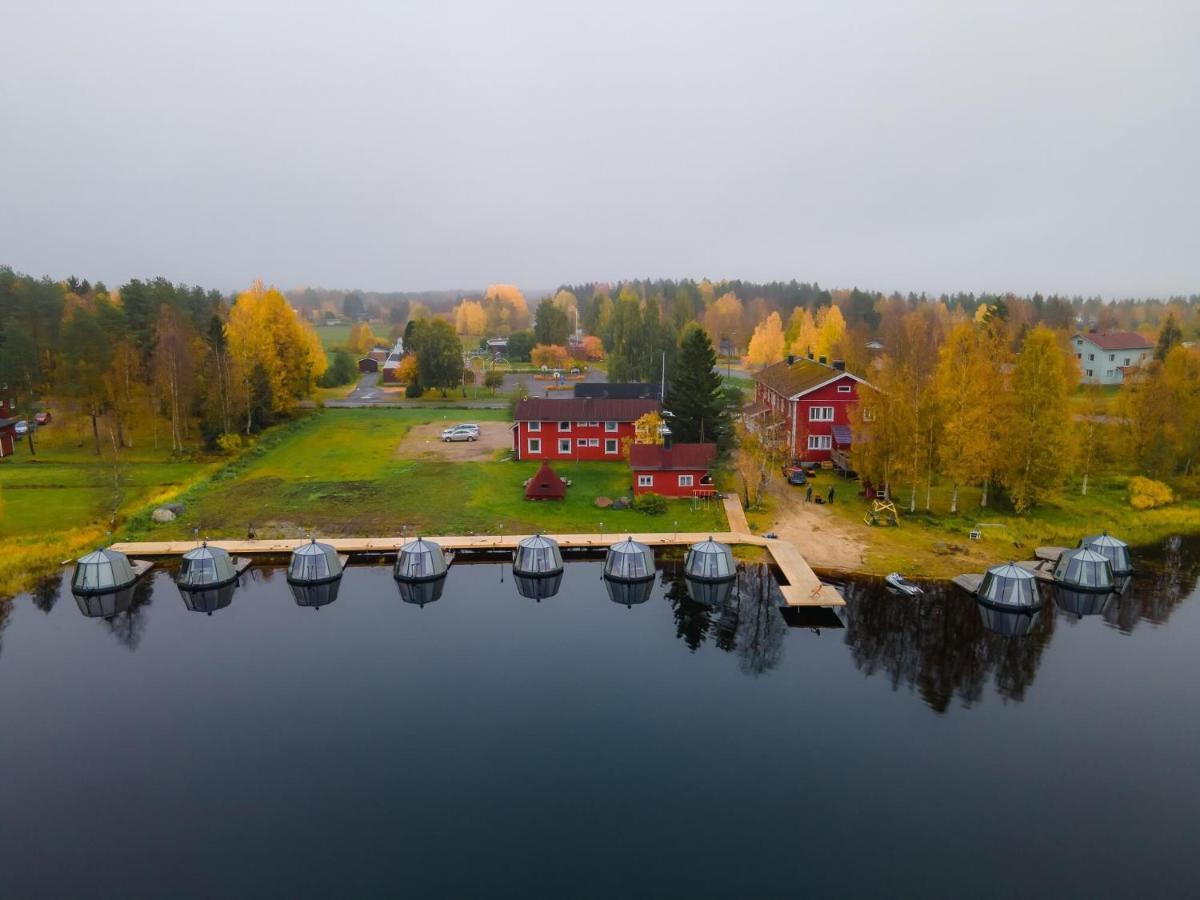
left=751, top=354, right=874, bottom=463
left=511, top=397, right=660, bottom=462
left=629, top=443, right=717, bottom=497
left=0, top=391, right=17, bottom=458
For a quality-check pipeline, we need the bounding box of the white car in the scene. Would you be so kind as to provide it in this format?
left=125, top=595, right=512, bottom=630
left=13, top=420, right=29, bottom=435
left=441, top=428, right=477, bottom=442
left=441, top=423, right=480, bottom=438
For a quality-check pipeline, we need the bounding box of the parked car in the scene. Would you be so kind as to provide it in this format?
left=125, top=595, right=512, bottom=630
left=441, top=423, right=479, bottom=439
left=442, top=429, right=477, bottom=443
left=786, top=468, right=807, bottom=486
left=13, top=420, right=29, bottom=435
left=34, top=411, right=51, bottom=425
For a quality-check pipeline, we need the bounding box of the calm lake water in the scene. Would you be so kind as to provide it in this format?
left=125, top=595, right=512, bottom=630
left=1, top=542, right=1198, bottom=898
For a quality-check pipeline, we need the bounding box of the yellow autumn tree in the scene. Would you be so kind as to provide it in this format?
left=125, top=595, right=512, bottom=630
left=787, top=308, right=820, bottom=358
left=703, top=292, right=744, bottom=349
left=745, top=312, right=786, bottom=368
left=815, top=305, right=847, bottom=360
left=454, top=300, right=487, bottom=336
left=634, top=411, right=665, bottom=444
left=348, top=321, right=380, bottom=355
left=483, top=284, right=531, bottom=334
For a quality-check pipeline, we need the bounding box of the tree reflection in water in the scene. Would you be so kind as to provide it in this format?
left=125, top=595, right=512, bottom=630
left=662, top=563, right=787, bottom=677
left=100, top=578, right=155, bottom=651
left=1103, top=536, right=1200, bottom=634
left=840, top=579, right=1057, bottom=713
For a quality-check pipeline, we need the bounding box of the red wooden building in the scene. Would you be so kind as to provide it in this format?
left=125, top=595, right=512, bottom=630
left=629, top=443, right=717, bottom=497
left=511, top=397, right=659, bottom=462
left=750, top=354, right=874, bottom=463
left=0, top=392, right=17, bottom=458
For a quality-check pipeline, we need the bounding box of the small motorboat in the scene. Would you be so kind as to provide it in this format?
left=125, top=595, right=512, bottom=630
left=885, top=572, right=924, bottom=596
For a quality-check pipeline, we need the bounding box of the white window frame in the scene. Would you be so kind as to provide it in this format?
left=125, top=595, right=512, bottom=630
left=527, top=421, right=541, bottom=432
left=527, top=438, right=541, bottom=454
left=604, top=421, right=618, bottom=432
left=637, top=474, right=653, bottom=487
left=678, top=474, right=694, bottom=487
left=605, top=438, right=619, bottom=454
left=585, top=421, right=599, bottom=427
left=558, top=438, right=571, bottom=454
left=807, top=435, right=832, bottom=450
left=588, top=438, right=600, bottom=447
left=558, top=421, right=571, bottom=432
left=837, top=384, right=852, bottom=393
left=577, top=438, right=589, bottom=448
left=809, top=406, right=834, bottom=422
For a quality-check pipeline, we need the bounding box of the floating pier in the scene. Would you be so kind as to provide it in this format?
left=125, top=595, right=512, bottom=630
left=110, top=531, right=844, bottom=607
left=1034, top=547, right=1069, bottom=563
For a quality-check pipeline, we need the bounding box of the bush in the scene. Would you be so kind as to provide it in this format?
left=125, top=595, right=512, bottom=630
left=318, top=350, right=358, bottom=388
left=216, top=433, right=242, bottom=454
left=1129, top=476, right=1174, bottom=510
left=634, top=492, right=667, bottom=516
left=405, top=382, right=423, bottom=399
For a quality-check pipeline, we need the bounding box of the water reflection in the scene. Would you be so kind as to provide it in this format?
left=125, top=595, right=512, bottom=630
left=975, top=600, right=1041, bottom=638
left=1054, top=587, right=1115, bottom=619
left=290, top=578, right=341, bottom=610
left=514, top=572, right=563, bottom=601
left=605, top=577, right=654, bottom=608
left=74, top=587, right=136, bottom=619
left=178, top=582, right=236, bottom=616
left=396, top=575, right=445, bottom=608
left=841, top=580, right=1056, bottom=712
left=1103, top=536, right=1200, bottom=634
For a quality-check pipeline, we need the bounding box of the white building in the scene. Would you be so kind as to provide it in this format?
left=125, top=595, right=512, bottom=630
left=1072, top=331, right=1153, bottom=385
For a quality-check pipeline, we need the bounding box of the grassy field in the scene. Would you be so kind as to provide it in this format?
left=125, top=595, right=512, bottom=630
left=126, top=409, right=728, bottom=542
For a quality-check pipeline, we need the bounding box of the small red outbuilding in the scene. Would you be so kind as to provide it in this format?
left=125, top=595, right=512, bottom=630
left=629, top=443, right=717, bottom=497
left=524, top=461, right=567, bottom=501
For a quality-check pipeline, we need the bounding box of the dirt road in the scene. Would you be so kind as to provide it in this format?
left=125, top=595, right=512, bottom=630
left=765, top=481, right=868, bottom=572
left=396, top=421, right=512, bottom=461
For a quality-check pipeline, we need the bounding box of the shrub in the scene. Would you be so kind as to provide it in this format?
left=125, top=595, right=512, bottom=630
left=1129, top=476, right=1174, bottom=510
left=216, top=433, right=242, bottom=454
left=405, top=382, right=423, bottom=399
left=634, top=492, right=667, bottom=516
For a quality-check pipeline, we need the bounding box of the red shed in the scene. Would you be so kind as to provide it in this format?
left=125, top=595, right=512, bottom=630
left=511, top=397, right=660, bottom=462
left=525, top=461, right=567, bottom=500
left=0, top=393, right=16, bottom=458
left=629, top=443, right=717, bottom=497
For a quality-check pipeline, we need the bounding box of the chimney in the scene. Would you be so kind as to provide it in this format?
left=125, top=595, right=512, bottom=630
left=786, top=354, right=795, bottom=366
left=833, top=359, right=845, bottom=371
left=818, top=355, right=827, bottom=366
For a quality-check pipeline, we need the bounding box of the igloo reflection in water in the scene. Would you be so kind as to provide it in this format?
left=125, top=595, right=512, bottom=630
left=685, top=575, right=734, bottom=607
left=514, top=571, right=563, bottom=601
left=179, top=581, right=236, bottom=615
left=605, top=576, right=654, bottom=607
left=290, top=578, right=342, bottom=610
left=975, top=599, right=1041, bottom=637
left=73, top=585, right=137, bottom=618
left=1054, top=586, right=1115, bottom=618
left=396, top=575, right=446, bottom=607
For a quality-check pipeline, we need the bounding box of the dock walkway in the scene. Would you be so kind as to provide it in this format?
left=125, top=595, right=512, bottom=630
left=111, top=530, right=844, bottom=608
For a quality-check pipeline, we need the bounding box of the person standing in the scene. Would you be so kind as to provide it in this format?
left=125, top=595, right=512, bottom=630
left=827, top=486, right=835, bottom=505
left=805, top=485, right=813, bottom=503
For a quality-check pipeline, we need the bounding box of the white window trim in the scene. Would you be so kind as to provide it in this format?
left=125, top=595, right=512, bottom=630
left=678, top=474, right=694, bottom=487
left=807, top=435, right=832, bottom=450
left=527, top=438, right=541, bottom=454
left=604, top=421, right=618, bottom=432
left=837, top=384, right=852, bottom=393
left=637, top=474, right=653, bottom=487
left=558, top=438, right=572, bottom=453
left=809, top=406, right=834, bottom=422
left=605, top=438, right=619, bottom=454
left=558, top=421, right=571, bottom=432
left=588, top=438, right=599, bottom=447
left=527, top=421, right=541, bottom=432
left=577, top=438, right=588, bottom=447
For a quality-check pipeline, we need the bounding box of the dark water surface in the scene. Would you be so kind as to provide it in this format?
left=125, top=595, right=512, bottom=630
left=1, top=542, right=1199, bottom=899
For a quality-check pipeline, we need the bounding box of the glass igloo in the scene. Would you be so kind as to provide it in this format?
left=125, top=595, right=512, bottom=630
left=72, top=548, right=138, bottom=595
left=177, top=543, right=239, bottom=589
left=290, top=578, right=341, bottom=610
left=288, top=539, right=343, bottom=585
left=1079, top=533, right=1133, bottom=576
left=1052, top=548, right=1114, bottom=592
left=684, top=537, right=735, bottom=582
left=977, top=563, right=1041, bottom=610
left=394, top=538, right=449, bottom=582
left=515, top=571, right=563, bottom=601
left=604, top=537, right=655, bottom=583
left=513, top=534, right=563, bottom=577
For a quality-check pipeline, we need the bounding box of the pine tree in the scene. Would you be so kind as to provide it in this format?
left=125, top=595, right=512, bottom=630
left=665, top=324, right=732, bottom=453
left=1155, top=313, right=1183, bottom=361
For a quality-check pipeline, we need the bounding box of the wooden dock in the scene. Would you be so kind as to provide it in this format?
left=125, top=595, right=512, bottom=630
left=1035, top=546, right=1069, bottom=563
left=952, top=573, right=982, bottom=595
left=111, top=531, right=844, bottom=607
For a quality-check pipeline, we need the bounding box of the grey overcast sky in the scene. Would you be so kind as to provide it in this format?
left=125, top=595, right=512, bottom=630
left=2, top=1, right=1197, bottom=298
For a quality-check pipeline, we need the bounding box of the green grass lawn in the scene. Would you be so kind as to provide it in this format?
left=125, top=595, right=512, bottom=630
left=124, top=409, right=727, bottom=541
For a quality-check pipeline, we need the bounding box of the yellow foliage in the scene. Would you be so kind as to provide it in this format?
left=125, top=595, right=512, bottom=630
left=745, top=312, right=786, bottom=368
left=633, top=411, right=665, bottom=444
left=1129, top=476, right=1174, bottom=509
left=531, top=344, right=569, bottom=368
left=454, top=300, right=488, bottom=336
left=815, top=305, right=847, bottom=360
left=483, top=284, right=531, bottom=333
left=703, top=292, right=744, bottom=346
left=348, top=322, right=380, bottom=355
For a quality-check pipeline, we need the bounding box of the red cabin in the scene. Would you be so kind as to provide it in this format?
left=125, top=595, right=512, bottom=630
left=629, top=443, right=717, bottom=497
left=511, top=397, right=660, bottom=462
left=750, top=354, right=874, bottom=464
left=0, top=393, right=16, bottom=458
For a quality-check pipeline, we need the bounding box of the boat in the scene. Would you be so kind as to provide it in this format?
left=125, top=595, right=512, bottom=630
left=884, top=572, right=923, bottom=596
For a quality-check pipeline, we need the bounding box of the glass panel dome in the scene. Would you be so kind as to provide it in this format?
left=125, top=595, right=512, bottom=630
left=72, top=548, right=137, bottom=594
left=290, top=578, right=342, bottom=610
left=288, top=539, right=343, bottom=584
left=177, top=543, right=238, bottom=589
left=686, top=575, right=734, bottom=607
left=684, top=538, right=735, bottom=582
left=1053, top=548, right=1114, bottom=592
left=977, top=563, right=1041, bottom=609
left=394, top=538, right=449, bottom=582
left=605, top=576, right=654, bottom=607
left=396, top=576, right=446, bottom=607
left=178, top=581, right=236, bottom=614
left=515, top=571, right=563, bottom=601
left=73, top=585, right=136, bottom=618
left=604, top=537, right=655, bottom=582
left=513, top=534, right=564, bottom=577
left=975, top=599, right=1040, bottom=637
left=1079, top=533, right=1133, bottom=575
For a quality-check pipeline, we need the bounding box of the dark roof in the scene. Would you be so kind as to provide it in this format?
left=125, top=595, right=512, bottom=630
left=1076, top=331, right=1153, bottom=351
left=525, top=461, right=566, bottom=499
left=513, top=397, right=660, bottom=422
left=573, top=382, right=662, bottom=400
left=832, top=425, right=853, bottom=446
left=629, top=443, right=717, bottom=471
left=755, top=356, right=868, bottom=398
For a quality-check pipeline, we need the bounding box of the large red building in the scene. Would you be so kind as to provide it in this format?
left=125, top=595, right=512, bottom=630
left=629, top=443, right=717, bottom=497
left=0, top=392, right=17, bottom=458
left=751, top=354, right=873, bottom=463
left=511, top=397, right=659, bottom=462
